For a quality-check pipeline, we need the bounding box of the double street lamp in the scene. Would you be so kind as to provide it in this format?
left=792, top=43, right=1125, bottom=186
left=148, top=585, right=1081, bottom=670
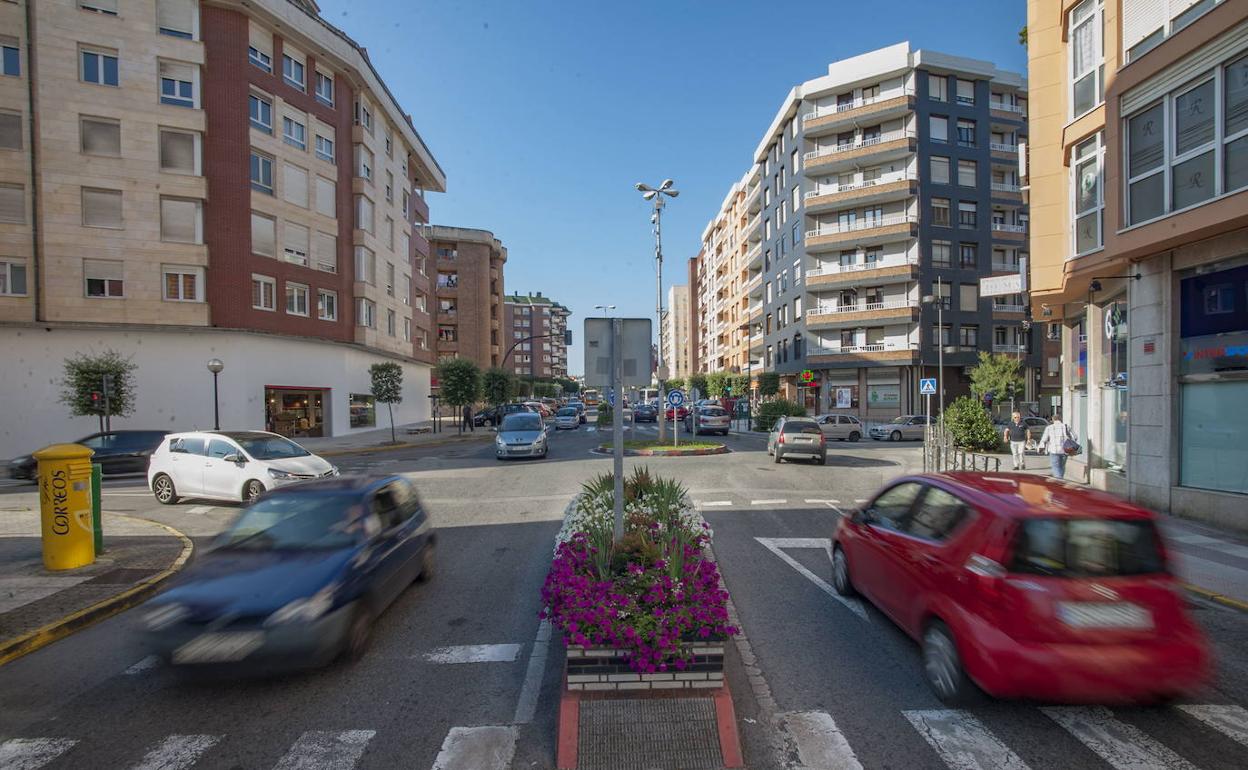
left=636, top=179, right=678, bottom=440
left=206, top=358, right=224, bottom=431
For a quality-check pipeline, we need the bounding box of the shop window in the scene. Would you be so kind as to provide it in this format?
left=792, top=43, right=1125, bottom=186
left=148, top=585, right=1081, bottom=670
left=349, top=393, right=376, bottom=428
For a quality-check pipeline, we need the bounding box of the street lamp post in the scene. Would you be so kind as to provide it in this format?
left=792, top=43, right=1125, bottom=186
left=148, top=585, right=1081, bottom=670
left=921, top=278, right=951, bottom=438
left=636, top=180, right=678, bottom=441
left=738, top=323, right=752, bottom=432
left=206, top=358, right=224, bottom=431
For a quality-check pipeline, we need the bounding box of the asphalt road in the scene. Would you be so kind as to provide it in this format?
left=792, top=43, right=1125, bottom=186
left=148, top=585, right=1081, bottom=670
left=2, top=423, right=1246, bottom=769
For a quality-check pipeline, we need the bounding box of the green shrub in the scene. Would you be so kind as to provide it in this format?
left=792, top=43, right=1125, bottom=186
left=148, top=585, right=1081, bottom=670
left=596, top=405, right=613, bottom=427
left=753, top=399, right=806, bottom=431
left=944, top=396, right=1002, bottom=451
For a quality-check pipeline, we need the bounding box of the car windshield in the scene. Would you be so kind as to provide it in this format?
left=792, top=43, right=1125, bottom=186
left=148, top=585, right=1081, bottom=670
left=889, top=417, right=909, bottom=425
left=1009, top=518, right=1165, bottom=577
left=502, top=414, right=542, bottom=432
left=232, top=434, right=311, bottom=460
left=782, top=421, right=821, bottom=435
left=701, top=408, right=728, bottom=417
left=557, top=408, right=577, bottom=416
left=215, top=493, right=362, bottom=550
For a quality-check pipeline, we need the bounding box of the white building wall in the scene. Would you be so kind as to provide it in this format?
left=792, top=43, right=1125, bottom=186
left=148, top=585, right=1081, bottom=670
left=0, top=327, right=431, bottom=459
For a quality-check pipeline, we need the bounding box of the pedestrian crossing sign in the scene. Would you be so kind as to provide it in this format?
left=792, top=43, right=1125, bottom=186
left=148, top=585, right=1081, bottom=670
left=920, top=378, right=937, bottom=395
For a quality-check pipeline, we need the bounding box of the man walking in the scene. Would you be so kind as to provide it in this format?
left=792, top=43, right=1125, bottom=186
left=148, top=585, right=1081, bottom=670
left=1038, top=413, right=1076, bottom=479
left=1003, top=411, right=1031, bottom=470
left=461, top=403, right=474, bottom=433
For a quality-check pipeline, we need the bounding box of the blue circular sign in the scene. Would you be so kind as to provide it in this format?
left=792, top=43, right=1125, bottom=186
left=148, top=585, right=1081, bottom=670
left=666, top=390, right=685, bottom=407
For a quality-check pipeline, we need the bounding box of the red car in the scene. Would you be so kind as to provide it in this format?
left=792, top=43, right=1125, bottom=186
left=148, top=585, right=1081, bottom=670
left=832, top=472, right=1209, bottom=705
left=664, top=406, right=689, bottom=421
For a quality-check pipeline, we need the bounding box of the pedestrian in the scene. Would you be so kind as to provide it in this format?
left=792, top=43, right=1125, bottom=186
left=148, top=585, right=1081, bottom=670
left=462, top=403, right=474, bottom=433
left=1038, top=413, right=1077, bottom=479
left=1003, top=411, right=1031, bottom=471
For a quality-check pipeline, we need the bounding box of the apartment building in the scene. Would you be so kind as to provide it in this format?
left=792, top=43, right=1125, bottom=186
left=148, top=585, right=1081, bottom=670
left=0, top=0, right=443, bottom=456
left=426, top=225, right=506, bottom=370
left=662, top=284, right=691, bottom=380
left=692, top=43, right=1040, bottom=420
left=1027, top=0, right=1248, bottom=530
left=503, top=292, right=571, bottom=380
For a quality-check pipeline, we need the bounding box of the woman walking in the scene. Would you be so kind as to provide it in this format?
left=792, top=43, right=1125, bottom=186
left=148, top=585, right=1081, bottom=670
left=1038, top=414, right=1077, bottom=479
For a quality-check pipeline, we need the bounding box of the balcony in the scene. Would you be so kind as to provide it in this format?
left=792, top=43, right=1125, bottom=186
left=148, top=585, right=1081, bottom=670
left=805, top=299, right=920, bottom=329
left=990, top=261, right=1020, bottom=274
left=992, top=343, right=1027, bottom=354
left=437, top=338, right=459, bottom=353
left=410, top=193, right=430, bottom=223
left=806, top=342, right=919, bottom=366
left=803, top=175, right=917, bottom=214
left=436, top=282, right=458, bottom=296
left=745, top=243, right=763, bottom=269
left=989, top=102, right=1026, bottom=122
left=746, top=213, right=762, bottom=242
left=745, top=272, right=763, bottom=296
left=991, top=222, right=1027, bottom=241
left=746, top=183, right=762, bottom=214
left=803, top=130, right=916, bottom=176
left=802, top=89, right=915, bottom=138
left=992, top=303, right=1026, bottom=316
left=990, top=142, right=1019, bottom=162
left=805, top=258, right=919, bottom=290
left=746, top=301, right=762, bottom=317
left=437, top=311, right=456, bottom=325
left=990, top=183, right=1023, bottom=203
left=411, top=229, right=430, bottom=257
left=805, top=214, right=917, bottom=253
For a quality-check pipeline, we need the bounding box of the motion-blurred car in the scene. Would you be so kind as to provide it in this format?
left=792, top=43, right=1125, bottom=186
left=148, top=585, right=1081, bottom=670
left=632, top=404, right=658, bottom=423
left=555, top=407, right=580, bottom=430
left=814, top=414, right=864, bottom=442
left=523, top=401, right=552, bottom=419
left=767, top=416, right=827, bottom=464
left=869, top=415, right=931, bottom=441
left=8, top=430, right=170, bottom=480
left=474, top=403, right=532, bottom=427
left=141, top=475, right=434, bottom=670
left=148, top=431, right=337, bottom=505
left=495, top=412, right=548, bottom=459
left=664, top=405, right=690, bottom=421
left=831, top=472, right=1210, bottom=704
left=684, top=406, right=731, bottom=436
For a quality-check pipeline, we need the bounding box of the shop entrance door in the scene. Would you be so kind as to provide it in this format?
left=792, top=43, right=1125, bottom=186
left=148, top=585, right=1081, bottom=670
left=265, top=387, right=327, bottom=438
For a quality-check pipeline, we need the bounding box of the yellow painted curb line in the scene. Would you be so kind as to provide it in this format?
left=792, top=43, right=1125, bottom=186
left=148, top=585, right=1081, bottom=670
left=1180, top=581, right=1248, bottom=613
left=0, top=514, right=195, bottom=668
left=317, top=432, right=490, bottom=458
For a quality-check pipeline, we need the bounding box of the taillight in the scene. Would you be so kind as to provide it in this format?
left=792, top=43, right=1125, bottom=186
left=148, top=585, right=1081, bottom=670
left=778, top=433, right=786, bottom=444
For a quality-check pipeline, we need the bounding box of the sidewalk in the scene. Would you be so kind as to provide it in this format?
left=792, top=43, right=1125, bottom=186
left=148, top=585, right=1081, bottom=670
left=296, top=419, right=490, bottom=457
left=0, top=510, right=192, bottom=666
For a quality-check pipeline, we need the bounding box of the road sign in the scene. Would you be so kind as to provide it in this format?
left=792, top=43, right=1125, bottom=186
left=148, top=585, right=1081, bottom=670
left=919, top=378, right=937, bottom=396
left=607, top=388, right=615, bottom=406
left=666, top=390, right=685, bottom=407
left=979, top=273, right=1024, bottom=298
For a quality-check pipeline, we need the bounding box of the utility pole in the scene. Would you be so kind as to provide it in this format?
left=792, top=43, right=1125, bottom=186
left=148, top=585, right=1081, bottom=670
left=611, top=318, right=625, bottom=541
left=636, top=180, right=678, bottom=442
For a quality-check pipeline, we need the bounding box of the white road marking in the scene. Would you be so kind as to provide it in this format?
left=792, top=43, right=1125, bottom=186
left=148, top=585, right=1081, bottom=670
left=754, top=537, right=867, bottom=620
left=101, top=492, right=155, bottom=498
left=699, top=500, right=733, bottom=507
left=124, top=654, right=162, bottom=675
left=0, top=738, right=77, bottom=769
left=854, top=499, right=868, bottom=504
left=780, top=711, right=864, bottom=770
left=422, top=644, right=521, bottom=664
left=187, top=506, right=214, bottom=514
left=1176, top=704, right=1248, bottom=747
left=513, top=620, right=551, bottom=724
left=1042, top=706, right=1199, bottom=770
left=271, top=730, right=376, bottom=770
left=805, top=498, right=840, bottom=504
left=751, top=499, right=786, bottom=505
left=903, top=710, right=1032, bottom=770
left=430, top=726, right=517, bottom=770
left=129, top=734, right=220, bottom=770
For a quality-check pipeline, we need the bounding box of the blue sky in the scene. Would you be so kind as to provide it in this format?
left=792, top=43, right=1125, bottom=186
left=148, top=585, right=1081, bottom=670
left=317, top=0, right=1028, bottom=375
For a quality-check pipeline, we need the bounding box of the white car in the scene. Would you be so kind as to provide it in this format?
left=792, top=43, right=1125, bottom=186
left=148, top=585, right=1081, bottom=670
left=555, top=407, right=580, bottom=430
left=148, top=430, right=338, bottom=505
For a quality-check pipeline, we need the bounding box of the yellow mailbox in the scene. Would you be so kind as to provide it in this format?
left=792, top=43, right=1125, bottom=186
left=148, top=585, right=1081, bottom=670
left=34, top=443, right=96, bottom=570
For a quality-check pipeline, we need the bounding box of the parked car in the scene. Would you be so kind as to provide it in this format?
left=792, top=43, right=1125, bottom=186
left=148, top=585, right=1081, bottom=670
left=523, top=401, right=552, bottom=419
left=474, top=403, right=531, bottom=427
left=831, top=472, right=1210, bottom=704
left=815, top=414, right=864, bottom=442
left=148, top=431, right=337, bottom=505
left=495, top=412, right=548, bottom=460
left=567, top=401, right=587, bottom=424
left=684, top=406, right=731, bottom=436
left=767, top=416, right=827, bottom=464
left=869, top=415, right=931, bottom=441
left=555, top=407, right=580, bottom=430
left=632, top=403, right=658, bottom=423
left=664, top=405, right=690, bottom=421
left=141, top=475, right=435, bottom=670
left=8, top=430, right=170, bottom=480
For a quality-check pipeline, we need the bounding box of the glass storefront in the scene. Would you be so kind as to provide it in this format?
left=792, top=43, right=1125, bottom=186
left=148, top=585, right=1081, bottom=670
left=1180, top=381, right=1248, bottom=494
left=1098, top=297, right=1128, bottom=471
left=265, top=388, right=326, bottom=438
left=350, top=393, right=376, bottom=428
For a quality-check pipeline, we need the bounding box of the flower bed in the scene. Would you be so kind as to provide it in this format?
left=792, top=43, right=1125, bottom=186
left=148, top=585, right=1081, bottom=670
left=540, top=468, right=736, bottom=689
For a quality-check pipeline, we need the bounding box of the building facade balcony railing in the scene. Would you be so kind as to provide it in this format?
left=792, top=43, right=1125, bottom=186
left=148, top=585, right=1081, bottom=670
left=992, top=343, right=1027, bottom=354
left=990, top=142, right=1019, bottom=154
left=990, top=261, right=1021, bottom=273
left=801, top=90, right=916, bottom=137
left=992, top=303, right=1027, bottom=313
left=991, top=223, right=1027, bottom=233
left=803, top=129, right=916, bottom=167
left=807, top=299, right=916, bottom=316
left=805, top=255, right=918, bottom=279
left=989, top=102, right=1026, bottom=115
left=990, top=182, right=1021, bottom=193
left=803, top=88, right=915, bottom=121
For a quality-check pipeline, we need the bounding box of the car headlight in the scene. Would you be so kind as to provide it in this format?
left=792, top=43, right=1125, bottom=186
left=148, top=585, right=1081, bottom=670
left=329, top=465, right=340, bottom=476
left=264, top=586, right=335, bottom=626
left=143, top=603, right=189, bottom=631
left=496, top=436, right=507, bottom=446
left=268, top=468, right=296, bottom=480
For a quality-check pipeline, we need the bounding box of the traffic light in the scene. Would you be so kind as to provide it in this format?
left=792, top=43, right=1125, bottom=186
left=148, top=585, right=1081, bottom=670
left=101, top=374, right=114, bottom=396
left=724, top=386, right=732, bottom=397
left=90, top=391, right=101, bottom=407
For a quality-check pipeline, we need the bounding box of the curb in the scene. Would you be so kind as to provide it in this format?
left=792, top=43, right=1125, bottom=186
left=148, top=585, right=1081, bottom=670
left=592, top=445, right=729, bottom=457
left=1180, top=582, right=1248, bottom=613
left=317, top=432, right=489, bottom=458
left=0, top=514, right=195, bottom=668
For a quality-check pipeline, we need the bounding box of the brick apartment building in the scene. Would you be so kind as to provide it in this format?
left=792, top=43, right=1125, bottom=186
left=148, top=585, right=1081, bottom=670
left=502, top=293, right=571, bottom=380
left=426, top=225, right=506, bottom=370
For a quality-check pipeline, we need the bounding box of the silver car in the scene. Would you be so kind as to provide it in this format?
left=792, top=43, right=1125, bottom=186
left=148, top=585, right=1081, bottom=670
left=868, top=415, right=931, bottom=441
left=495, top=412, right=548, bottom=459
left=684, top=406, right=731, bottom=436
left=814, top=414, right=864, bottom=442
left=555, top=407, right=580, bottom=430
left=767, top=416, right=827, bottom=464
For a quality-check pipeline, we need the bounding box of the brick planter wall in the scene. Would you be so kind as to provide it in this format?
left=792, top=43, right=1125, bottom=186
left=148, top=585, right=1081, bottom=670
left=565, top=641, right=725, bottom=692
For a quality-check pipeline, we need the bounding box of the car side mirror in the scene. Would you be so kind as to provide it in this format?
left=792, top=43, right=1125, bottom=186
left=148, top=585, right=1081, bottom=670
left=223, top=453, right=245, bottom=464
left=490, top=426, right=498, bottom=433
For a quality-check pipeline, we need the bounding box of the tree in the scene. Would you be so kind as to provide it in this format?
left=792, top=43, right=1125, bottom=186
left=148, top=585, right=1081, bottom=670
left=1019, top=25, right=1028, bottom=48
left=60, top=349, right=138, bottom=430
left=688, top=373, right=708, bottom=398
left=665, top=377, right=685, bottom=392
left=533, top=382, right=559, bottom=398
left=554, top=377, right=580, bottom=395
left=758, top=372, right=781, bottom=398
left=968, top=352, right=1024, bottom=412
left=482, top=367, right=514, bottom=408
left=944, top=396, right=1001, bottom=451
left=436, top=357, right=481, bottom=433
left=706, top=371, right=727, bottom=398
left=725, top=373, right=748, bottom=397
left=369, top=362, right=404, bottom=444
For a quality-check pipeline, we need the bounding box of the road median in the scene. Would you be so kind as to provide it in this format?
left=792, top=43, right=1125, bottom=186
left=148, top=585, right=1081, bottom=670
left=593, top=440, right=729, bottom=457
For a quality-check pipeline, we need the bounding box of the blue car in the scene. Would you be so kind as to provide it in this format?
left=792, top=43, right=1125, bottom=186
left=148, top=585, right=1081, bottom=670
left=141, top=475, right=435, bottom=670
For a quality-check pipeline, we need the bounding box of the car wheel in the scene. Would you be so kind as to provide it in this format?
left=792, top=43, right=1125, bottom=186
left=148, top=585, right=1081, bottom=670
left=815, top=453, right=826, bottom=465
left=849, top=431, right=861, bottom=442
left=890, top=430, right=902, bottom=442
left=152, top=473, right=179, bottom=505
left=417, top=544, right=434, bottom=583
left=342, top=604, right=375, bottom=662
left=773, top=450, right=783, bottom=464
left=832, top=546, right=855, bottom=596
left=922, top=620, right=979, bottom=706
left=243, top=479, right=265, bottom=502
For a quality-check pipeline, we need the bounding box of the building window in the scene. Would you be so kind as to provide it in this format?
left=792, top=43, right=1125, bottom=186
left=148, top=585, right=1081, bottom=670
left=357, top=298, right=376, bottom=328
left=315, top=71, right=334, bottom=106
left=249, top=94, right=272, bottom=133
left=80, top=0, right=119, bottom=14
left=282, top=115, right=306, bottom=150
left=249, top=152, right=273, bottom=194
left=355, top=246, right=375, bottom=283
left=160, top=196, right=202, bottom=243
left=385, top=261, right=395, bottom=296
left=282, top=53, right=305, bottom=91
left=158, top=61, right=196, bottom=107
left=1072, top=132, right=1104, bottom=255
left=285, top=281, right=309, bottom=316
left=356, top=101, right=373, bottom=133
left=932, top=240, right=951, bottom=267
left=1, top=37, right=17, bottom=78
left=315, top=134, right=334, bottom=162
left=932, top=324, right=951, bottom=345
left=159, top=128, right=199, bottom=174
left=929, top=73, right=947, bottom=102
left=930, top=156, right=950, bottom=184
left=162, top=264, right=202, bottom=302
left=385, top=170, right=394, bottom=202
left=315, top=231, right=336, bottom=273
left=283, top=221, right=309, bottom=266
left=956, top=78, right=975, bottom=105
left=317, top=288, right=338, bottom=321
left=80, top=117, right=120, bottom=156
left=958, top=201, right=977, bottom=228
left=931, top=197, right=950, bottom=226
left=956, top=119, right=976, bottom=147
left=81, top=187, right=122, bottom=228
left=282, top=162, right=308, bottom=207
left=84, top=259, right=124, bottom=297
left=1227, top=54, right=1248, bottom=193
left=959, top=283, right=979, bottom=310
left=404, top=317, right=411, bottom=342
left=959, top=242, right=978, bottom=268
left=355, top=195, right=374, bottom=233
left=81, top=48, right=119, bottom=86
left=357, top=146, right=373, bottom=181
left=0, top=183, right=24, bottom=223
left=156, top=0, right=196, bottom=39
left=0, top=259, right=27, bottom=296
left=251, top=211, right=275, bottom=257
left=1070, top=0, right=1104, bottom=117
left=252, top=274, right=275, bottom=310
left=0, top=110, right=21, bottom=150
left=315, top=176, right=336, bottom=217
left=386, top=308, right=396, bottom=337
left=930, top=115, right=948, bottom=143
left=959, top=325, right=979, bottom=347
left=248, top=46, right=271, bottom=73
left=958, top=159, right=977, bottom=187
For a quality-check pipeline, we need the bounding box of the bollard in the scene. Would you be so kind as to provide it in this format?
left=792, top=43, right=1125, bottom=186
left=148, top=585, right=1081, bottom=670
left=91, top=463, right=103, bottom=554
left=33, top=444, right=96, bottom=570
